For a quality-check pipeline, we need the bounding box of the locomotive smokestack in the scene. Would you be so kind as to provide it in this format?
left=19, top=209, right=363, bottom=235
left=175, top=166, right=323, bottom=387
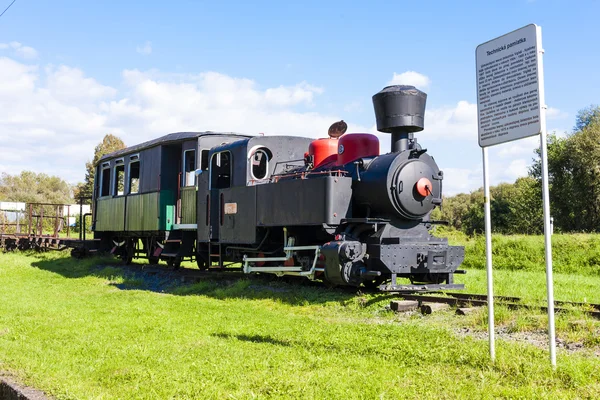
left=372, top=85, right=427, bottom=153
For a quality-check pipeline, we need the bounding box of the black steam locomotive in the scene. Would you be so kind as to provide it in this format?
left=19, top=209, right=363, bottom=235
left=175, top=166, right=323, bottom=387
left=83, top=86, right=465, bottom=291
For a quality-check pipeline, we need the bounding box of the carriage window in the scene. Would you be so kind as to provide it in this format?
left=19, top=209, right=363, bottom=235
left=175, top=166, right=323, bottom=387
left=129, top=161, right=140, bottom=194
left=251, top=149, right=269, bottom=180
left=100, top=165, right=111, bottom=197
left=210, top=151, right=231, bottom=189
left=183, top=149, right=196, bottom=187
left=114, top=163, right=125, bottom=196
left=200, top=149, right=209, bottom=171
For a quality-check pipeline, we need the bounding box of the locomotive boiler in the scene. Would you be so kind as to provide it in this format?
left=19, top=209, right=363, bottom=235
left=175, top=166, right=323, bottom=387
left=83, top=85, right=465, bottom=291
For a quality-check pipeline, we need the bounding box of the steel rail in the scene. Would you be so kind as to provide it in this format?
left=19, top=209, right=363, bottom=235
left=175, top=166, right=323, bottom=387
left=444, top=292, right=600, bottom=312
left=399, top=293, right=600, bottom=319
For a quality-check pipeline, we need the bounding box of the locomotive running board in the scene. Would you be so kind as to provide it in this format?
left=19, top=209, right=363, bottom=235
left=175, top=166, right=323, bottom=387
left=378, top=283, right=465, bottom=293
left=243, top=244, right=322, bottom=279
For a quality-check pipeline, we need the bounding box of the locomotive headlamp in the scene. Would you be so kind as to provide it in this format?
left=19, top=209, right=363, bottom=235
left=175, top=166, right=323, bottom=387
left=416, top=177, right=432, bottom=197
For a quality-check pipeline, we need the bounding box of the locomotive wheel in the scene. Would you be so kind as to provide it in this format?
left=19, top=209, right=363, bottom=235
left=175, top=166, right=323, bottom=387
left=119, top=250, right=133, bottom=265
left=167, top=257, right=181, bottom=270
left=196, top=253, right=209, bottom=271
left=118, top=240, right=134, bottom=265
left=146, top=238, right=161, bottom=265
left=362, top=277, right=387, bottom=290
left=71, top=248, right=85, bottom=259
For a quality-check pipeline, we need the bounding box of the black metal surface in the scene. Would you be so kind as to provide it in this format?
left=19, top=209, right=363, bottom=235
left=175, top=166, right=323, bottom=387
left=351, top=151, right=442, bottom=220
left=373, top=85, right=427, bottom=153
left=220, top=186, right=257, bottom=243
left=368, top=241, right=464, bottom=274
left=256, top=176, right=352, bottom=226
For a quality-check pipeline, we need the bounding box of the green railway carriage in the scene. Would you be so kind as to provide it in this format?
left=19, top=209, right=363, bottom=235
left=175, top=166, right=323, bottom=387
left=93, top=131, right=249, bottom=264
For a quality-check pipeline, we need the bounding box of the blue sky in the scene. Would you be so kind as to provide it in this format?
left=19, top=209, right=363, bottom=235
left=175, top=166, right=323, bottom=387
left=1, top=0, right=598, bottom=194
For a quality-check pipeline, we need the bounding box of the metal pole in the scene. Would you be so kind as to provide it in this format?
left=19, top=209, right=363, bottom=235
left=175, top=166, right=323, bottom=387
left=482, top=146, right=495, bottom=362
left=535, top=24, right=556, bottom=367
left=481, top=147, right=496, bottom=362
left=540, top=128, right=556, bottom=366
left=79, top=198, right=83, bottom=241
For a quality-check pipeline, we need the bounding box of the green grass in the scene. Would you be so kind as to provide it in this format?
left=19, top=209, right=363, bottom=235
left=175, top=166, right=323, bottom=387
left=454, top=268, right=600, bottom=304
left=0, top=251, right=599, bottom=399
left=436, top=229, right=600, bottom=276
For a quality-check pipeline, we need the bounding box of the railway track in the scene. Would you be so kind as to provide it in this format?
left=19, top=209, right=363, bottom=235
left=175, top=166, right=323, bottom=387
left=398, top=292, right=600, bottom=319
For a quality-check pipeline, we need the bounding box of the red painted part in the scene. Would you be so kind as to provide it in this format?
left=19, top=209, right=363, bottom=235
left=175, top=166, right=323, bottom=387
left=309, top=138, right=339, bottom=168
left=416, top=177, right=432, bottom=197
left=283, top=257, right=295, bottom=266
left=336, top=133, right=380, bottom=166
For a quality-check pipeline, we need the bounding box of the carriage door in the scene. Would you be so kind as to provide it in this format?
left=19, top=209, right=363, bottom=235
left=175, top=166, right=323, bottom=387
left=196, top=149, right=210, bottom=242
left=209, top=151, right=232, bottom=240
left=179, top=147, right=196, bottom=224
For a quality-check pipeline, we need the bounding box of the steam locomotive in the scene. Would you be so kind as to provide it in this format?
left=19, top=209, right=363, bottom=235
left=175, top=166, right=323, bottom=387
left=81, top=85, right=465, bottom=291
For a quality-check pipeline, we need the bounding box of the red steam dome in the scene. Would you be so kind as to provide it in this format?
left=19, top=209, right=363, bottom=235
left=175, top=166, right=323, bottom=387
left=336, top=134, right=380, bottom=166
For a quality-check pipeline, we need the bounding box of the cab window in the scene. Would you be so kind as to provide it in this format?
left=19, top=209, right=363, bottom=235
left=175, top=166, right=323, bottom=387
left=251, top=149, right=269, bottom=180
left=210, top=151, right=231, bottom=189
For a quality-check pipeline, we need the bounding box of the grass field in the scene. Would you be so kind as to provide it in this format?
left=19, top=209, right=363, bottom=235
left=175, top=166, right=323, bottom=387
left=438, top=229, right=600, bottom=276
left=0, top=250, right=599, bottom=399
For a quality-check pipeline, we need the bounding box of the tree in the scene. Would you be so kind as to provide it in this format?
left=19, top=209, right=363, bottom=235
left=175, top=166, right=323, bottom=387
left=574, top=105, right=600, bottom=132
left=433, top=192, right=475, bottom=231
left=530, top=105, right=600, bottom=232
left=0, top=171, right=72, bottom=204
left=74, top=134, right=126, bottom=203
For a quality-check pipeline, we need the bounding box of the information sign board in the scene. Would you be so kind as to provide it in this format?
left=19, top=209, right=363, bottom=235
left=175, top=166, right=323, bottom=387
left=476, top=24, right=543, bottom=147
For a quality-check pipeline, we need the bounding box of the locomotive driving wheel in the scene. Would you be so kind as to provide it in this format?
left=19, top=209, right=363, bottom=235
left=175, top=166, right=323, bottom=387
left=362, top=276, right=388, bottom=290
left=167, top=257, right=182, bottom=270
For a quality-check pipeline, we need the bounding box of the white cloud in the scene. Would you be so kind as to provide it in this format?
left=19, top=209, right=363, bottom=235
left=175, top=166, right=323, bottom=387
left=0, top=55, right=537, bottom=198
left=496, top=136, right=539, bottom=158
left=264, top=82, right=323, bottom=107
left=425, top=100, right=478, bottom=140
left=546, top=107, right=567, bottom=120
left=0, top=57, right=351, bottom=184
left=443, top=167, right=481, bottom=196
left=136, top=41, right=153, bottom=55
left=0, top=42, right=38, bottom=59
left=388, top=71, right=431, bottom=89
left=442, top=157, right=533, bottom=196
left=46, top=65, right=117, bottom=104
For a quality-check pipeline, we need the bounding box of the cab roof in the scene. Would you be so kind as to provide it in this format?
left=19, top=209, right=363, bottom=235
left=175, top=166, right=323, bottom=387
left=99, top=131, right=251, bottom=162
